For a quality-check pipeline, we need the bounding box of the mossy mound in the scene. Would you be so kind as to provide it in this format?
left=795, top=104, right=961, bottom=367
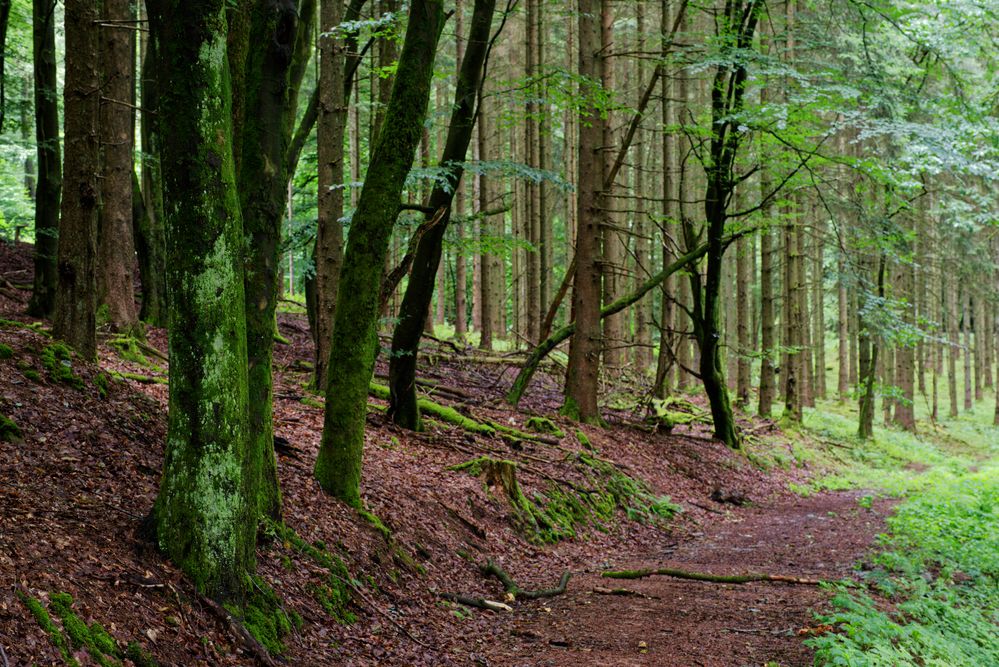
left=108, top=336, right=149, bottom=366
left=0, top=414, right=21, bottom=442
left=0, top=342, right=14, bottom=359
left=645, top=396, right=711, bottom=432
left=40, top=343, right=85, bottom=390
left=451, top=453, right=680, bottom=543
left=525, top=416, right=565, bottom=438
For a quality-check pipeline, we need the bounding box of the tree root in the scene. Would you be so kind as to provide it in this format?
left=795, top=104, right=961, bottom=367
left=601, top=567, right=823, bottom=585
left=480, top=559, right=572, bottom=600
left=198, top=594, right=280, bottom=667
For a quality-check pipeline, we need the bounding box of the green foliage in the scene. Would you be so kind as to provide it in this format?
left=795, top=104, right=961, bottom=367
left=808, top=467, right=999, bottom=666
left=0, top=414, right=21, bottom=442
left=94, top=371, right=110, bottom=398
left=40, top=343, right=84, bottom=390
left=0, top=342, right=13, bottom=359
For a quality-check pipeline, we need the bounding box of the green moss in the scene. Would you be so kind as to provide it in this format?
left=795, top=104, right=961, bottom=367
left=40, top=343, right=84, bottom=390
left=0, top=318, right=50, bottom=336
left=0, top=343, right=14, bottom=359
left=16, top=590, right=79, bottom=666
left=575, top=429, right=593, bottom=450
left=525, top=416, right=565, bottom=438
left=300, top=395, right=324, bottom=409
left=236, top=576, right=300, bottom=655
left=0, top=414, right=21, bottom=442
left=22, top=367, right=41, bottom=382
left=264, top=520, right=356, bottom=624
left=125, top=642, right=158, bottom=667
left=358, top=507, right=392, bottom=541
left=94, top=371, right=110, bottom=398
left=47, top=592, right=121, bottom=666
left=107, top=336, right=148, bottom=366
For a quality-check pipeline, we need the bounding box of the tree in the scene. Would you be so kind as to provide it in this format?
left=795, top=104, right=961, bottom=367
left=315, top=0, right=444, bottom=505
left=52, top=0, right=100, bottom=360
left=97, top=0, right=140, bottom=335
left=26, top=0, right=60, bottom=318
left=561, top=0, right=604, bottom=423
left=147, top=0, right=256, bottom=599
left=388, top=0, right=497, bottom=431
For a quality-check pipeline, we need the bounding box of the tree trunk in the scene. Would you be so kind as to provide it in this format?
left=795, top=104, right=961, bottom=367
left=53, top=0, right=100, bottom=360
left=147, top=0, right=255, bottom=600
left=388, top=0, right=497, bottom=431
left=27, top=0, right=60, bottom=318
left=837, top=250, right=849, bottom=400
left=562, top=0, right=604, bottom=423
left=315, top=0, right=443, bottom=505
left=858, top=254, right=884, bottom=440
left=98, top=0, right=139, bottom=335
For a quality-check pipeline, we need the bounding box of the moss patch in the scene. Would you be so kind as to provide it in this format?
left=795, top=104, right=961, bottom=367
left=0, top=414, right=22, bottom=442
left=94, top=371, right=110, bottom=398
left=107, top=336, right=149, bottom=366
left=228, top=576, right=302, bottom=656
left=525, top=416, right=565, bottom=438
left=16, top=590, right=79, bottom=666
left=40, top=343, right=85, bottom=389
left=265, top=520, right=357, bottom=624
left=125, top=641, right=159, bottom=667
left=0, top=342, right=14, bottom=359
left=645, top=396, right=711, bottom=432
left=451, top=453, right=680, bottom=543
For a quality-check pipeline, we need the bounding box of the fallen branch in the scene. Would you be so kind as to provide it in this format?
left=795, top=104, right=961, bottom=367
left=593, top=586, right=656, bottom=599
left=438, top=592, right=512, bottom=612
left=111, top=371, right=167, bottom=384
left=601, top=567, right=823, bottom=586
left=480, top=559, right=572, bottom=600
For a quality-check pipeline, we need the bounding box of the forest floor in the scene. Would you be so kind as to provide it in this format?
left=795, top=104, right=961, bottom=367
left=0, top=241, right=895, bottom=666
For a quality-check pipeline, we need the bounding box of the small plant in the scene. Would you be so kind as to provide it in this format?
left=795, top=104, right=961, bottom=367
left=857, top=494, right=874, bottom=510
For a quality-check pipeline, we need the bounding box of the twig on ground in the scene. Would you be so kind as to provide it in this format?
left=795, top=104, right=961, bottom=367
left=601, top=567, right=824, bottom=586
left=480, top=559, right=572, bottom=600
left=438, top=592, right=512, bottom=612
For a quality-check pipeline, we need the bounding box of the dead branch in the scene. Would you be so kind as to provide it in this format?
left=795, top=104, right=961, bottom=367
left=438, top=592, right=512, bottom=612
left=601, top=567, right=824, bottom=586
left=480, top=559, right=572, bottom=600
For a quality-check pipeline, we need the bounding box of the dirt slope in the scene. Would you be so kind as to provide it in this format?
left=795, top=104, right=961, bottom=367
left=0, top=241, right=886, bottom=666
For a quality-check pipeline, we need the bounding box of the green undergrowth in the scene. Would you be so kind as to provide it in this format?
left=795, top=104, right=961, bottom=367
left=0, top=413, right=21, bottom=441
left=264, top=519, right=359, bottom=625
left=450, top=452, right=679, bottom=543
left=0, top=342, right=13, bottom=359
left=40, top=343, right=85, bottom=390
left=17, top=589, right=158, bottom=667
left=808, top=464, right=999, bottom=666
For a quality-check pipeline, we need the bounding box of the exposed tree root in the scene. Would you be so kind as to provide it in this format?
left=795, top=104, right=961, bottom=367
left=198, top=594, right=280, bottom=667
left=601, top=567, right=823, bottom=585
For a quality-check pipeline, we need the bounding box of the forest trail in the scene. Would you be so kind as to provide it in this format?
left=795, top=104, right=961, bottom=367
left=480, top=491, right=891, bottom=667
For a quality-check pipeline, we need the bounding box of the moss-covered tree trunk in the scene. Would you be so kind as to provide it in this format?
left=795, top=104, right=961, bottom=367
left=237, top=0, right=316, bottom=521
left=388, top=0, right=496, bottom=431
left=27, top=0, right=60, bottom=318
left=315, top=0, right=444, bottom=505
left=147, top=0, right=255, bottom=600
left=52, top=0, right=100, bottom=360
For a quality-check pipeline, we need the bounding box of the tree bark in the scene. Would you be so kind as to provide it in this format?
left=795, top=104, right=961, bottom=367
left=315, top=0, right=444, bottom=505
left=147, top=0, right=255, bottom=600
left=53, top=0, right=100, bottom=360
left=98, top=0, right=139, bottom=335
left=27, top=0, right=60, bottom=318
left=388, top=0, right=497, bottom=431
left=561, top=0, right=604, bottom=423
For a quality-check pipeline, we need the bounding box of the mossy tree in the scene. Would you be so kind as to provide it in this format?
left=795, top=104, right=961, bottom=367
left=388, top=0, right=497, bottom=431
left=235, top=0, right=317, bottom=521
left=315, top=0, right=445, bottom=505
left=147, top=0, right=256, bottom=599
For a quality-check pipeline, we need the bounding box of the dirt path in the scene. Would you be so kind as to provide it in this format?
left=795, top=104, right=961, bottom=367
left=479, top=490, right=890, bottom=667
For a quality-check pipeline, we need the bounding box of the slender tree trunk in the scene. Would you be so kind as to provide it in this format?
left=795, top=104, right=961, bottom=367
left=947, top=273, right=959, bottom=418
left=963, top=291, right=973, bottom=411
left=147, top=0, right=255, bottom=600
left=27, top=0, right=60, bottom=318
left=388, top=0, right=496, bottom=431
left=837, top=250, right=849, bottom=400
left=562, top=0, right=604, bottom=423
left=315, top=0, right=443, bottom=504
left=858, top=254, right=884, bottom=439
left=894, top=260, right=916, bottom=431
left=53, top=0, right=100, bottom=359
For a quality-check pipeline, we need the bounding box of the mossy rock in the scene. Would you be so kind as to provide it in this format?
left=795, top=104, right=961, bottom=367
left=0, top=414, right=22, bottom=442
left=525, top=416, right=565, bottom=438
left=40, top=343, right=84, bottom=390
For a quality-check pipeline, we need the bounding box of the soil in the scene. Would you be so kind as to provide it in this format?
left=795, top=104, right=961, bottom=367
left=0, top=241, right=890, bottom=666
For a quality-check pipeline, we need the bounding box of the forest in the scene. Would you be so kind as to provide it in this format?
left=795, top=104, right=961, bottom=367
left=0, top=0, right=997, bottom=664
